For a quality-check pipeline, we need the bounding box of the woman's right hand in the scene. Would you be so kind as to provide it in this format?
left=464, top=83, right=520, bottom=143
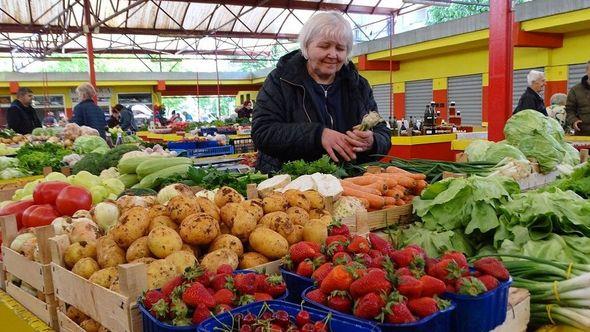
left=321, top=128, right=356, bottom=162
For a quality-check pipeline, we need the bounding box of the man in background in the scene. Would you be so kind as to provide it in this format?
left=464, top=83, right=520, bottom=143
left=6, top=87, right=41, bottom=134
left=514, top=70, right=547, bottom=116
left=566, top=61, right=590, bottom=135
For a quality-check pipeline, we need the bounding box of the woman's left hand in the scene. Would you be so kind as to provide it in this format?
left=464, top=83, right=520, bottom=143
left=345, top=130, right=374, bottom=153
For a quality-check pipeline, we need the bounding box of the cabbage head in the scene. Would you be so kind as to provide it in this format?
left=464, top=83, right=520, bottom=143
left=73, top=136, right=109, bottom=154
left=465, top=140, right=492, bottom=162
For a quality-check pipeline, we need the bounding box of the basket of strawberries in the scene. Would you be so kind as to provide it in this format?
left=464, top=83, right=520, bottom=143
left=139, top=264, right=289, bottom=331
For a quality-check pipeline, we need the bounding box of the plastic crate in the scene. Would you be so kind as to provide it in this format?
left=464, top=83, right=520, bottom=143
left=167, top=141, right=197, bottom=150
left=185, top=145, right=234, bottom=158
left=279, top=267, right=314, bottom=303
left=139, top=303, right=195, bottom=332
left=198, top=300, right=380, bottom=332
left=195, top=140, right=219, bottom=148
left=442, top=278, right=512, bottom=332
left=302, top=287, right=456, bottom=332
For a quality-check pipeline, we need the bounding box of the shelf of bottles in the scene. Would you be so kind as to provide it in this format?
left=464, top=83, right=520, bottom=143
left=389, top=101, right=463, bottom=136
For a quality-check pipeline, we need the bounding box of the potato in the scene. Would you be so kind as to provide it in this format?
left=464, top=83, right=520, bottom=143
left=72, top=257, right=100, bottom=279
left=196, top=197, right=220, bottom=221
left=149, top=215, right=178, bottom=232
left=309, top=209, right=333, bottom=226
left=180, top=244, right=201, bottom=258
left=200, top=248, right=239, bottom=273
left=219, top=223, right=231, bottom=235
left=304, top=190, right=325, bottom=210
left=303, top=222, right=328, bottom=244
left=111, top=207, right=151, bottom=248
left=125, top=236, right=151, bottom=262
left=249, top=228, right=289, bottom=259
left=220, top=202, right=241, bottom=228
left=214, top=186, right=244, bottom=208
left=109, top=277, right=120, bottom=293
left=259, top=211, right=290, bottom=231
left=168, top=195, right=200, bottom=222
left=165, top=251, right=198, bottom=274
left=66, top=306, right=88, bottom=324
left=132, top=257, right=156, bottom=265
left=230, top=208, right=257, bottom=241
left=239, top=252, right=270, bottom=269
left=179, top=213, right=220, bottom=246
left=148, top=226, right=183, bottom=258
left=96, top=236, right=126, bottom=268
left=147, top=259, right=177, bottom=289
left=64, top=241, right=97, bottom=269
left=241, top=199, right=264, bottom=221
left=98, top=326, right=109, bottom=332
left=209, top=234, right=244, bottom=257
left=22, top=237, right=37, bottom=260
left=89, top=267, right=118, bottom=288
left=262, top=194, right=288, bottom=213
left=148, top=204, right=168, bottom=219
left=284, top=224, right=304, bottom=245
left=80, top=318, right=101, bottom=332
left=284, top=189, right=311, bottom=211
left=286, top=206, right=310, bottom=226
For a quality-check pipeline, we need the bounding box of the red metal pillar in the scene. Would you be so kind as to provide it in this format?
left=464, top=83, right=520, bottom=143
left=83, top=0, right=97, bottom=89
left=488, top=0, right=513, bottom=141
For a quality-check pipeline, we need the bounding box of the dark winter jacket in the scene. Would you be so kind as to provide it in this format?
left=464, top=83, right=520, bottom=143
left=119, top=107, right=138, bottom=132
left=566, top=75, right=590, bottom=135
left=6, top=100, right=41, bottom=135
left=251, top=50, right=392, bottom=174
left=514, top=87, right=547, bottom=116
left=72, top=99, right=107, bottom=139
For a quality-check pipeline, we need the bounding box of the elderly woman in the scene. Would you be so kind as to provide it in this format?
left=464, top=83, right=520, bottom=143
left=252, top=12, right=391, bottom=173
left=514, top=70, right=547, bottom=116
left=72, top=83, right=107, bottom=139
left=547, top=93, right=568, bottom=130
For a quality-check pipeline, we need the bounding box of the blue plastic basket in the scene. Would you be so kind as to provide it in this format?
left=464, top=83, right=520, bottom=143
left=186, top=145, right=234, bottom=158
left=302, top=286, right=456, bottom=332
left=279, top=267, right=314, bottom=304
left=198, top=300, right=380, bottom=332
left=195, top=140, right=219, bottom=148
left=442, top=277, right=512, bottom=332
left=167, top=141, right=197, bottom=150
left=138, top=301, right=195, bottom=332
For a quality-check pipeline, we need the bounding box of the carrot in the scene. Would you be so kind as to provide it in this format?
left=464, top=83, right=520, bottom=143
left=383, top=204, right=396, bottom=209
left=394, top=198, right=406, bottom=206
left=392, top=185, right=409, bottom=195
left=384, top=189, right=404, bottom=198
left=384, top=197, right=397, bottom=206
left=385, top=166, right=410, bottom=174
left=415, top=180, right=428, bottom=191
left=372, top=173, right=417, bottom=188
left=342, top=187, right=385, bottom=209
left=385, top=166, right=427, bottom=180
left=341, top=181, right=381, bottom=196
left=362, top=181, right=388, bottom=193
left=358, top=198, right=370, bottom=209
left=343, top=176, right=377, bottom=186
left=356, top=173, right=398, bottom=188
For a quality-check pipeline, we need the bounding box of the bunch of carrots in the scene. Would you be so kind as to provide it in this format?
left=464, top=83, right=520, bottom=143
left=340, top=166, right=428, bottom=210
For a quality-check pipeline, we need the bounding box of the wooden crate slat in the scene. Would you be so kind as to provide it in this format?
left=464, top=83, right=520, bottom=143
left=341, top=203, right=413, bottom=232
left=2, top=247, right=53, bottom=293
left=6, top=281, right=57, bottom=327
left=57, top=310, right=86, bottom=332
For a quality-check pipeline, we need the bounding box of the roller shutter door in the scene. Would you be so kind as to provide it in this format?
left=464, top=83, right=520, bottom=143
left=448, top=75, right=483, bottom=125
left=568, top=63, right=587, bottom=90
left=405, top=80, right=432, bottom=120
left=513, top=68, right=542, bottom=110
left=372, top=84, right=392, bottom=121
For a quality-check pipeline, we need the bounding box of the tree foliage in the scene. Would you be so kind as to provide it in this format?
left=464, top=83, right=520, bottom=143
left=427, top=0, right=525, bottom=25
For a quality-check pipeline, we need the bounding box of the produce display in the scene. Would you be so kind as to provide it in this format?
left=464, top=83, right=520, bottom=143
left=16, top=142, right=71, bottom=175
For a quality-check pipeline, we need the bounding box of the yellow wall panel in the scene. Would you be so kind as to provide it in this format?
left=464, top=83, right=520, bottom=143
left=433, top=78, right=448, bottom=90
left=393, top=82, right=405, bottom=93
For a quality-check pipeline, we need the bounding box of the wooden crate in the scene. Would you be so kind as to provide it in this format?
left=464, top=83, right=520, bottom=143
left=341, top=203, right=413, bottom=232
left=57, top=310, right=86, bottom=332
left=492, top=287, right=530, bottom=332
left=5, top=281, right=58, bottom=327
left=49, top=234, right=146, bottom=332
left=0, top=262, right=5, bottom=291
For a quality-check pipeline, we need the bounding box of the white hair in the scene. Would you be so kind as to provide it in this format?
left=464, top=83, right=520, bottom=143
left=76, top=82, right=97, bottom=100
left=550, top=93, right=567, bottom=106
left=527, top=70, right=545, bottom=86
left=298, top=11, right=353, bottom=63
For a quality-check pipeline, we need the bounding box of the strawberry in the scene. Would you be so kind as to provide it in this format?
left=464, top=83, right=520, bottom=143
left=149, top=299, right=169, bottom=319
left=332, top=252, right=352, bottom=265
left=289, top=242, right=318, bottom=264
left=328, top=220, right=350, bottom=237
left=191, top=304, right=211, bottom=324
left=255, top=274, right=268, bottom=292
left=397, top=275, right=423, bottom=299
left=320, top=265, right=353, bottom=293
left=263, top=275, right=287, bottom=298
left=296, top=259, right=315, bottom=277
left=442, top=251, right=469, bottom=270
left=327, top=290, right=352, bottom=313
left=214, top=304, right=233, bottom=314
left=143, top=289, right=167, bottom=309
left=182, top=282, right=216, bottom=308
left=216, top=264, right=234, bottom=275
left=349, top=269, right=392, bottom=299
left=353, top=292, right=386, bottom=320
left=473, top=257, right=510, bottom=281
left=311, top=263, right=333, bottom=284
left=325, top=235, right=349, bottom=256
left=382, top=300, right=416, bottom=324
left=445, top=283, right=456, bottom=293
left=169, top=296, right=190, bottom=325
left=419, top=275, right=446, bottom=297
left=326, top=235, right=349, bottom=246
left=211, top=273, right=232, bottom=291
left=406, top=245, right=427, bottom=259
left=346, top=261, right=368, bottom=280
left=368, top=233, right=394, bottom=255
left=425, top=257, right=440, bottom=276
left=162, top=276, right=184, bottom=297
left=430, top=259, right=465, bottom=282
left=407, top=297, right=439, bottom=318
left=184, top=266, right=212, bottom=287
left=313, top=254, right=327, bottom=266
left=306, top=241, right=322, bottom=254
left=396, top=267, right=412, bottom=277
left=389, top=247, right=421, bottom=268
left=213, top=288, right=235, bottom=305
left=370, top=254, right=387, bottom=269
left=306, top=289, right=328, bottom=305
left=368, top=249, right=384, bottom=259
left=353, top=253, right=372, bottom=266
left=253, top=292, right=273, bottom=302
left=477, top=275, right=499, bottom=291
left=234, top=273, right=257, bottom=295
left=347, top=235, right=371, bottom=254
left=456, top=277, right=487, bottom=296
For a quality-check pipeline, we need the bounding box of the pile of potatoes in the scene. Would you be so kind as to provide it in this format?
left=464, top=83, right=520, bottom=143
left=60, top=185, right=332, bottom=292
left=64, top=305, right=109, bottom=332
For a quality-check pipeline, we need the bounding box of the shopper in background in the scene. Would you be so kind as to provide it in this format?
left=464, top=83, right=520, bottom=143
left=107, top=107, right=120, bottom=128
left=547, top=93, right=568, bottom=130
left=169, top=110, right=181, bottom=123
left=252, top=11, right=391, bottom=173
left=71, top=83, right=107, bottom=139
left=566, top=61, right=590, bottom=135
left=117, top=104, right=138, bottom=133
left=514, top=70, right=547, bottom=116
left=182, top=111, right=193, bottom=121
left=6, top=87, right=41, bottom=134
left=236, top=100, right=253, bottom=119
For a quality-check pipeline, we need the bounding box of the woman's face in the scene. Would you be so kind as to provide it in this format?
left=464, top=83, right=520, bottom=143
left=306, top=38, right=347, bottom=79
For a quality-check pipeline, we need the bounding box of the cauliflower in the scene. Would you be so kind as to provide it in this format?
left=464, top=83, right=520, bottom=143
left=62, top=153, right=82, bottom=167
left=121, top=150, right=148, bottom=160
left=100, top=167, right=120, bottom=180
left=332, top=196, right=367, bottom=221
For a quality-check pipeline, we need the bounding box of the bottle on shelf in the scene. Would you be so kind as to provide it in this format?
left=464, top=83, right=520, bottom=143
left=449, top=101, right=456, bottom=116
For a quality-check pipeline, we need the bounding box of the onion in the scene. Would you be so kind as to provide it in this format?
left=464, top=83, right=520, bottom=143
left=68, top=219, right=100, bottom=243
left=51, top=216, right=75, bottom=235
left=10, top=233, right=36, bottom=253
left=157, top=183, right=194, bottom=204
left=90, top=201, right=120, bottom=233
